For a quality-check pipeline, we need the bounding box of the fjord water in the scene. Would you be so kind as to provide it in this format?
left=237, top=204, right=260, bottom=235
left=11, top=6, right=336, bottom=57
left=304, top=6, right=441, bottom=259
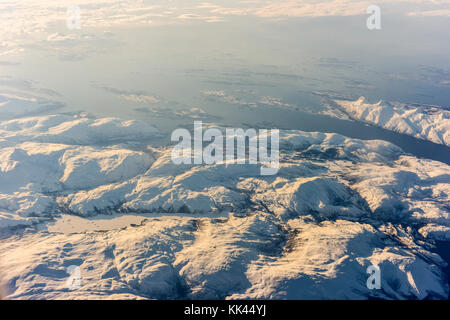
left=4, top=15, right=450, bottom=163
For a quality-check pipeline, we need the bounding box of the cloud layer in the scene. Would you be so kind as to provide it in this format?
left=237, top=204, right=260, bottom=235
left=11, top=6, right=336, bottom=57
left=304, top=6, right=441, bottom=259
left=1, top=0, right=449, bottom=58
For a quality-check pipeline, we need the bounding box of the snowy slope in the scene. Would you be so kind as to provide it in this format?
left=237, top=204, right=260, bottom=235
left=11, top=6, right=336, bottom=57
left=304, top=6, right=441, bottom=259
left=0, top=114, right=449, bottom=299
left=0, top=93, right=63, bottom=120
left=334, top=97, right=450, bottom=147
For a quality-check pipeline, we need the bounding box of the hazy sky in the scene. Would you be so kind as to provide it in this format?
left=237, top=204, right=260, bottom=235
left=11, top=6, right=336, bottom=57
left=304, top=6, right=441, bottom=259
left=0, top=1, right=449, bottom=129
left=1, top=0, right=449, bottom=58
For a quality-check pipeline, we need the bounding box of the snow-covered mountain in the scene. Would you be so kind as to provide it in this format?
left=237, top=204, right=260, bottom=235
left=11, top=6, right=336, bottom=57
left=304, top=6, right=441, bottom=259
left=0, top=93, right=63, bottom=120
left=333, top=97, right=450, bottom=147
left=0, top=113, right=449, bottom=299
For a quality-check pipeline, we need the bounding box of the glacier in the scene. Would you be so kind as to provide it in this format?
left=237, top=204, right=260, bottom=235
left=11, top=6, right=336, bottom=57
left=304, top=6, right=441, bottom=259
left=0, top=113, right=449, bottom=299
